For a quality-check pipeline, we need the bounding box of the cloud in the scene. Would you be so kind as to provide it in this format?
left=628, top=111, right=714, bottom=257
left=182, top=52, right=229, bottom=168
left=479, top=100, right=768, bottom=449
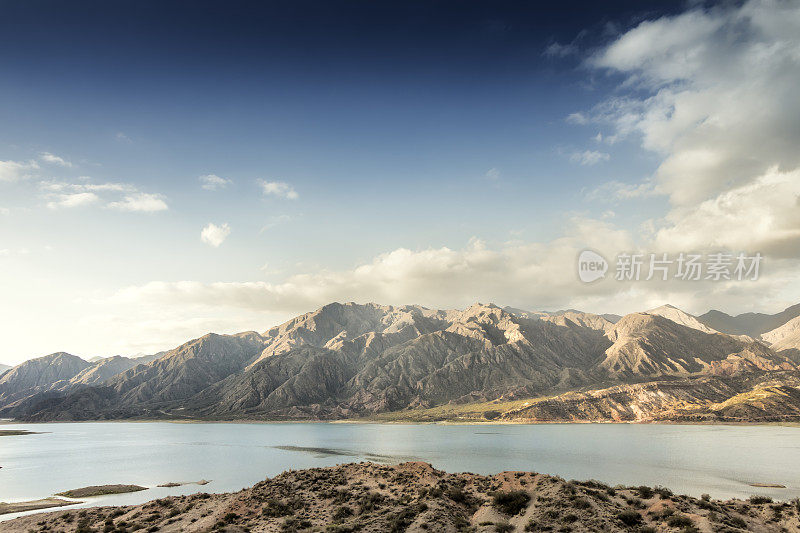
left=107, top=193, right=168, bottom=212
left=258, top=179, right=298, bottom=199
left=40, top=152, right=72, bottom=167
left=199, top=174, right=232, bottom=191
left=0, top=207, right=9, bottom=216
left=574, top=0, right=800, bottom=256
left=566, top=112, right=589, bottom=125
left=46, top=192, right=100, bottom=209
left=484, top=168, right=501, bottom=180
left=544, top=41, right=578, bottom=58
left=654, top=166, right=800, bottom=258
left=260, top=214, right=293, bottom=233
left=587, top=179, right=658, bottom=201
left=0, top=159, right=38, bottom=182
left=570, top=150, right=610, bottom=166
left=114, top=219, right=639, bottom=315
left=39, top=179, right=136, bottom=193
left=110, top=217, right=800, bottom=320
left=201, top=222, right=231, bottom=247
left=115, top=132, right=132, bottom=143
left=39, top=179, right=166, bottom=212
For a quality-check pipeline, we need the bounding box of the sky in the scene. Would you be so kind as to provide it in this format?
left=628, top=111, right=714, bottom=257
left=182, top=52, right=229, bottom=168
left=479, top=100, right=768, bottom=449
left=2, top=0, right=800, bottom=364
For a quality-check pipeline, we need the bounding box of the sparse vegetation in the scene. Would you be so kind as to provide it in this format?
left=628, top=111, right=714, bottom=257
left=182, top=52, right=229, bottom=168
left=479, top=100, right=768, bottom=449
left=492, top=490, right=531, bottom=515
left=617, top=510, right=642, bottom=526
left=3, top=462, right=795, bottom=533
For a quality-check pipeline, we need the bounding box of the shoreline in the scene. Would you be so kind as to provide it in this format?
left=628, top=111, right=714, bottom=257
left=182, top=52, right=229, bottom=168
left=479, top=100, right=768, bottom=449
left=2, top=418, right=800, bottom=427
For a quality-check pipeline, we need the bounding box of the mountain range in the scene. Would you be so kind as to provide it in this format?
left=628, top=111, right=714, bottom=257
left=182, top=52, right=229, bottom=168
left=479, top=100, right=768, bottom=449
left=2, top=301, right=800, bottom=423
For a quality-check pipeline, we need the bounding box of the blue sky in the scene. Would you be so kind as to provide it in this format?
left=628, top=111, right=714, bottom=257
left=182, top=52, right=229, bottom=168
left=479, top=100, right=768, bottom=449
left=2, top=0, right=800, bottom=363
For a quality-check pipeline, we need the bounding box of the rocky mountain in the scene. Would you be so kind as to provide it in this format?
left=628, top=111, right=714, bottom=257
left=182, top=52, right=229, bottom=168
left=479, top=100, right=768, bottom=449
left=600, top=313, right=793, bottom=377
left=0, top=352, right=162, bottom=417
left=698, top=303, right=800, bottom=337
left=645, top=304, right=719, bottom=334
left=9, top=301, right=800, bottom=422
left=374, top=372, right=800, bottom=424
left=0, top=352, right=90, bottom=400
left=0, top=363, right=10, bottom=375
left=761, top=316, right=800, bottom=362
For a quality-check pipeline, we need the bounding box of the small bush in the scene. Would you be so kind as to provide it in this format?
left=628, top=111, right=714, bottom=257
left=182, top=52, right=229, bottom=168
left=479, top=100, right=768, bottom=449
left=484, top=410, right=502, bottom=420
left=667, top=514, right=694, bottom=528
left=495, top=523, right=514, bottom=533
left=749, top=495, right=773, bottom=505
left=262, top=499, right=293, bottom=517
left=492, top=490, right=531, bottom=516
left=727, top=516, right=747, bottom=528
left=654, top=486, right=673, bottom=499
left=446, top=487, right=469, bottom=504
left=637, top=486, right=654, bottom=499
left=572, top=498, right=591, bottom=510
left=617, top=510, right=642, bottom=526
left=333, top=506, right=353, bottom=521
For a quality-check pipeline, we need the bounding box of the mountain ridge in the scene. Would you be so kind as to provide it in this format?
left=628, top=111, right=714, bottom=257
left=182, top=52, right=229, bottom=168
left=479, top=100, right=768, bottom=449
left=3, top=301, right=800, bottom=423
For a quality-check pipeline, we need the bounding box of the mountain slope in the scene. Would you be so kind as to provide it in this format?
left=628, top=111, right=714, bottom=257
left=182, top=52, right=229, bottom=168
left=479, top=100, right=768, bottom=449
left=762, top=316, right=800, bottom=348
left=0, top=352, right=90, bottom=405
left=698, top=303, right=800, bottom=337
left=374, top=372, right=800, bottom=423
left=761, top=316, right=800, bottom=363
left=15, top=302, right=800, bottom=422
left=645, top=304, right=718, bottom=334
left=600, top=314, right=795, bottom=378
left=108, top=331, right=265, bottom=406
left=0, top=352, right=165, bottom=417
left=183, top=303, right=611, bottom=419
left=0, top=363, right=10, bottom=375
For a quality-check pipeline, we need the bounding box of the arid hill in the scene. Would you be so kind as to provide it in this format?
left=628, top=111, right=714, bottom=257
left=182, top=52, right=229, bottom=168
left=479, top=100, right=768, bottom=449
left=3, top=462, right=798, bottom=532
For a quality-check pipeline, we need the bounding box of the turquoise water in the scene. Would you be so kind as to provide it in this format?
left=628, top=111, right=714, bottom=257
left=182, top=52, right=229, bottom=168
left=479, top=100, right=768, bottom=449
left=1, top=422, right=799, bottom=521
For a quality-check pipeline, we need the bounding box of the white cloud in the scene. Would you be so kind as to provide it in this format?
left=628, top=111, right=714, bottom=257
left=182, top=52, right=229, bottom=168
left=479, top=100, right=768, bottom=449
left=566, top=112, right=588, bottom=125
left=587, top=179, right=658, bottom=201
left=200, top=222, right=231, bottom=247
left=40, top=152, right=72, bottom=167
left=575, top=0, right=800, bottom=257
left=258, top=179, right=298, bottom=199
left=199, top=174, right=232, bottom=191
left=0, top=159, right=38, bottom=182
left=46, top=192, right=100, bottom=209
left=39, top=179, right=136, bottom=193
left=544, top=41, right=578, bottom=58
left=107, top=193, right=168, bottom=212
left=654, top=166, right=800, bottom=258
left=114, top=220, right=638, bottom=315
left=39, top=179, right=166, bottom=213
left=0, top=207, right=9, bottom=216
left=570, top=150, right=610, bottom=166
left=484, top=168, right=501, bottom=180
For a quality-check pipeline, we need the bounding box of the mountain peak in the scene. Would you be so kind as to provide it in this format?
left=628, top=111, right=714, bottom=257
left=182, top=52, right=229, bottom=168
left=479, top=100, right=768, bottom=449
left=644, top=304, right=718, bottom=334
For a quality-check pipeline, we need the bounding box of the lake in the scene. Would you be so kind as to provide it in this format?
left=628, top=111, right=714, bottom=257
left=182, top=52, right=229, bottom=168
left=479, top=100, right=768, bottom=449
left=1, top=422, right=799, bottom=521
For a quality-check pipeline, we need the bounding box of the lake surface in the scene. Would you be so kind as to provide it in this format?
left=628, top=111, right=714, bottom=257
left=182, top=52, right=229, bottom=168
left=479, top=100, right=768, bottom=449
left=2, top=422, right=800, bottom=521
